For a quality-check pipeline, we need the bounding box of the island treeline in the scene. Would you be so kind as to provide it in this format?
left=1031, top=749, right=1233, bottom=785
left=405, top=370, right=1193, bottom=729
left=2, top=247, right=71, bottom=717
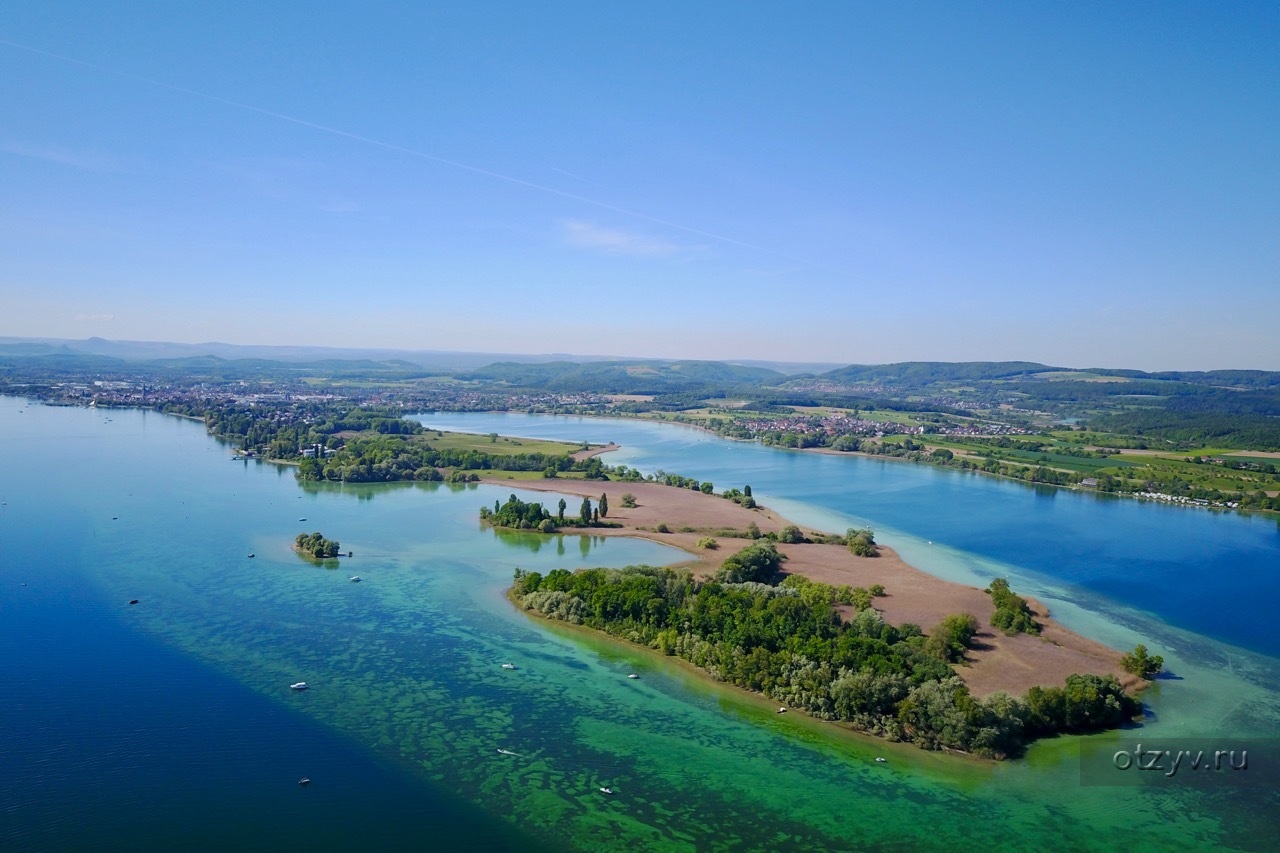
left=294, top=531, right=342, bottom=559
left=510, top=552, right=1139, bottom=759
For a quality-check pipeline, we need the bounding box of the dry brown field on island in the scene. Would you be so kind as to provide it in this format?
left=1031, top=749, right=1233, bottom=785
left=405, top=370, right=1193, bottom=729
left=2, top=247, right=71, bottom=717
left=479, top=476, right=1139, bottom=698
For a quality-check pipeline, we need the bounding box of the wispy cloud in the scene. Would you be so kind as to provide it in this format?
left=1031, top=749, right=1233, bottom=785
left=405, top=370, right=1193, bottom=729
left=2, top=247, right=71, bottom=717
left=74, top=312, right=115, bottom=323
left=563, top=221, right=686, bottom=258
left=2, top=140, right=118, bottom=171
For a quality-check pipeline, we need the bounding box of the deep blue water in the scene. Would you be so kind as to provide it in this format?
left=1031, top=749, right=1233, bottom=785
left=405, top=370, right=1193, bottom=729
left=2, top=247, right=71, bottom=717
left=0, top=402, right=542, bottom=852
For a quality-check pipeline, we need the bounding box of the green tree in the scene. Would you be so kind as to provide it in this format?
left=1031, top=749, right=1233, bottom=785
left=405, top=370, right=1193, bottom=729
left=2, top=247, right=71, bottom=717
left=714, top=542, right=784, bottom=583
left=599, top=493, right=609, bottom=518
left=580, top=497, right=592, bottom=523
left=1120, top=644, right=1164, bottom=679
left=986, top=578, right=1040, bottom=635
left=847, top=528, right=879, bottom=557
left=620, top=492, right=637, bottom=508
left=557, top=498, right=567, bottom=521
left=779, top=525, right=805, bottom=544
left=925, top=613, right=979, bottom=663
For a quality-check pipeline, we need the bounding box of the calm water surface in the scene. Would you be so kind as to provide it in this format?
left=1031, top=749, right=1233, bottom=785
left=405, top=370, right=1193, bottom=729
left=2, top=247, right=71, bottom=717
left=2, top=400, right=1277, bottom=851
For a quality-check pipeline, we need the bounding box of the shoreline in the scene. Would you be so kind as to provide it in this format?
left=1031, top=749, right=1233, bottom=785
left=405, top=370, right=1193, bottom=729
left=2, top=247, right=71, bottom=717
left=479, top=475, right=1141, bottom=699
left=507, top=586, right=995, bottom=764
left=428, top=408, right=1278, bottom=517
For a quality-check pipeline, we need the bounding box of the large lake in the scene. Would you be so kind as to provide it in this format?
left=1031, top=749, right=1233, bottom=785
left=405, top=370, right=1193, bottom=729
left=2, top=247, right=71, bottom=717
left=2, top=399, right=1276, bottom=851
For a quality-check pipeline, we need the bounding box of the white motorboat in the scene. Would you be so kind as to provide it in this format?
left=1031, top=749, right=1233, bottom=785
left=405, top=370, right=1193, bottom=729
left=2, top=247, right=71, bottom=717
left=497, top=748, right=519, bottom=756
left=290, top=682, right=308, bottom=690
left=501, top=663, right=516, bottom=670
left=875, top=757, right=886, bottom=763
left=599, top=787, right=614, bottom=795
left=627, top=674, right=639, bottom=679
left=777, top=707, right=787, bottom=714
left=349, top=576, right=361, bottom=582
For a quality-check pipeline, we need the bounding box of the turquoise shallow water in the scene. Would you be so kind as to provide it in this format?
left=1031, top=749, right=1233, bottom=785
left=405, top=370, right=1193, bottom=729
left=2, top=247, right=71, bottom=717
left=2, top=400, right=1277, bottom=851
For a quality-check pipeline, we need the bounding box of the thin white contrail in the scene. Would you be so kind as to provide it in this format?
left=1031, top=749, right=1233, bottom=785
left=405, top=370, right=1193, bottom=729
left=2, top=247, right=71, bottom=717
left=0, top=37, right=770, bottom=254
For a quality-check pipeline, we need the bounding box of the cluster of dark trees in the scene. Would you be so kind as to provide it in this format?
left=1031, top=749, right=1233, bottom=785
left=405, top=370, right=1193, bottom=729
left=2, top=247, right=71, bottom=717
left=986, top=579, right=1040, bottom=635
left=649, top=469, right=715, bottom=493
left=1087, top=410, right=1280, bottom=451
left=511, top=549, right=1141, bottom=758
left=294, top=434, right=609, bottom=483
left=294, top=531, right=342, bottom=559
left=161, top=401, right=421, bottom=460
left=480, top=493, right=616, bottom=532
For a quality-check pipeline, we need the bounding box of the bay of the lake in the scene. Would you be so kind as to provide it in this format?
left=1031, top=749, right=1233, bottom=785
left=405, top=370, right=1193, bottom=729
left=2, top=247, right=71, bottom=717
left=2, top=399, right=1276, bottom=851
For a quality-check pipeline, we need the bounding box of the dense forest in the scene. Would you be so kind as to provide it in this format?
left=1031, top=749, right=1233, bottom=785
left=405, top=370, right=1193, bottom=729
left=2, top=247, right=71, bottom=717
left=511, top=554, right=1139, bottom=759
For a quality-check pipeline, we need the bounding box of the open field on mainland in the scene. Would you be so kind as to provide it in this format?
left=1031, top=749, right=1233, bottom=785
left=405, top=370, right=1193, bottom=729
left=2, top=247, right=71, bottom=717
left=930, top=442, right=1138, bottom=474
left=482, top=469, right=590, bottom=481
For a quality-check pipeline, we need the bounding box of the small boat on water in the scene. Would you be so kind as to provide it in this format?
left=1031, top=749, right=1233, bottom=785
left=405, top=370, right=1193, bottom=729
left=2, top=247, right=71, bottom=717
left=247, top=553, right=255, bottom=558
left=496, top=749, right=519, bottom=756
left=875, top=757, right=886, bottom=763
left=599, top=787, right=614, bottom=795
left=290, top=682, right=308, bottom=691
left=299, top=517, right=307, bottom=522
left=627, top=674, right=639, bottom=679
left=349, top=576, right=361, bottom=582
left=501, top=663, right=516, bottom=670
left=777, top=707, right=787, bottom=714
left=128, top=599, right=139, bottom=605
left=298, top=777, right=311, bottom=786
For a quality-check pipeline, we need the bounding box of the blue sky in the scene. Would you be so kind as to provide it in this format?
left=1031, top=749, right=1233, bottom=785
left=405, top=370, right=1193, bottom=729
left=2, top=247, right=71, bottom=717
left=2, top=2, right=1277, bottom=369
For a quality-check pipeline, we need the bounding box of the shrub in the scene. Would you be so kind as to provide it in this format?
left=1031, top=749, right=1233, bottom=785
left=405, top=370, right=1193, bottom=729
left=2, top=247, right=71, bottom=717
left=847, top=528, right=879, bottom=557
left=1120, top=644, right=1164, bottom=679
left=925, top=613, right=979, bottom=663
left=713, top=542, right=784, bottom=584
left=986, top=579, right=1040, bottom=635
left=779, top=525, right=805, bottom=544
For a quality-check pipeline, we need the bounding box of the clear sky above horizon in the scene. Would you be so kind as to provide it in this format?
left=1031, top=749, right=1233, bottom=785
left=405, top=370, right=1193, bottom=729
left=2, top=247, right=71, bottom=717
left=3, top=3, right=1277, bottom=370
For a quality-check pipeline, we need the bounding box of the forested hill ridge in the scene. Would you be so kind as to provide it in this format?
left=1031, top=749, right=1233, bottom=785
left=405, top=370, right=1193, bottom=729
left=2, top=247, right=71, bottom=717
left=460, top=359, right=787, bottom=393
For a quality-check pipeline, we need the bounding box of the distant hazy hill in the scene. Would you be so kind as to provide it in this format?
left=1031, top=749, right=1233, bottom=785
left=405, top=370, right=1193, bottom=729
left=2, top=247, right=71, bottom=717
left=818, top=361, right=1054, bottom=385
left=462, top=360, right=787, bottom=393
left=0, top=337, right=620, bottom=371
